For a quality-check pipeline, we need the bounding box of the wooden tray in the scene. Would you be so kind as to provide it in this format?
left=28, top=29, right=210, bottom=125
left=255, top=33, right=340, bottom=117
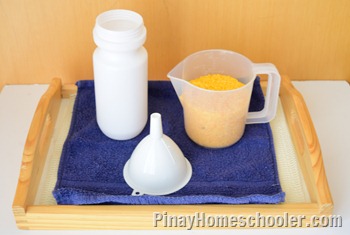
left=12, top=76, right=333, bottom=229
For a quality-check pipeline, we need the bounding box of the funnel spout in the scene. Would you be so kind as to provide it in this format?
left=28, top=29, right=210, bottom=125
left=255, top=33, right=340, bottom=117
left=150, top=113, right=163, bottom=139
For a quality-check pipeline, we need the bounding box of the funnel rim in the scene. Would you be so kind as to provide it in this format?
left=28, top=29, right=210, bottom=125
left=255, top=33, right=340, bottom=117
left=123, top=158, right=192, bottom=196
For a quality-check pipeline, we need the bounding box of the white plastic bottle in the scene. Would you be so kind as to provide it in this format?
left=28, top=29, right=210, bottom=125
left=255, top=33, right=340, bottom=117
left=93, top=10, right=148, bottom=140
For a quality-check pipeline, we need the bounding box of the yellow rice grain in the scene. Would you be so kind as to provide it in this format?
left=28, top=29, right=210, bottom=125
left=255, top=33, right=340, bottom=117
left=189, top=74, right=244, bottom=91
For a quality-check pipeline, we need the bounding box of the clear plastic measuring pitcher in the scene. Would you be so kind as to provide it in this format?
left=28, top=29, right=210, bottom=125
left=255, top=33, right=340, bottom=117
left=167, top=49, right=281, bottom=148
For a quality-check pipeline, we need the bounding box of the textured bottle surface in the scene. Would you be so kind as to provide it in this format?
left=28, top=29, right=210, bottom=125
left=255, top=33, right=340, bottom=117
left=93, top=10, right=148, bottom=140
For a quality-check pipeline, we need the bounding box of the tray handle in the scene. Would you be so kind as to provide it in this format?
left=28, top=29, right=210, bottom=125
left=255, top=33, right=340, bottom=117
left=12, top=78, right=62, bottom=216
left=280, top=76, right=333, bottom=214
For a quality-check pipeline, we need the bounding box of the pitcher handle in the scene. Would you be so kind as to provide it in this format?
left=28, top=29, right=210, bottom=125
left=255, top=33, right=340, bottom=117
left=246, top=63, right=281, bottom=124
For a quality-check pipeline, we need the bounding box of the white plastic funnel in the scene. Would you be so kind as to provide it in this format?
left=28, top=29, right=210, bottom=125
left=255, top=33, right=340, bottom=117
left=123, top=113, right=192, bottom=196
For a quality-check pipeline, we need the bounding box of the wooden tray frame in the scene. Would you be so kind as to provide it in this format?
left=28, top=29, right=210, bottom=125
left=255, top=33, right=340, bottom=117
left=12, top=76, right=333, bottom=230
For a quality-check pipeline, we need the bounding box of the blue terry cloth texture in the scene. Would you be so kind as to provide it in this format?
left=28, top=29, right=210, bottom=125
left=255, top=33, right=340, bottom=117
left=53, top=78, right=285, bottom=205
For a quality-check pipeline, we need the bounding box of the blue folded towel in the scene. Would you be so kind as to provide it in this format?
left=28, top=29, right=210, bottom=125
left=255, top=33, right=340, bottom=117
left=53, top=78, right=285, bottom=205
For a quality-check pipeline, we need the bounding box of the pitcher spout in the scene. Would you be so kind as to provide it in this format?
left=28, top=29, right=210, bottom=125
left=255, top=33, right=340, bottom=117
left=168, top=60, right=187, bottom=98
